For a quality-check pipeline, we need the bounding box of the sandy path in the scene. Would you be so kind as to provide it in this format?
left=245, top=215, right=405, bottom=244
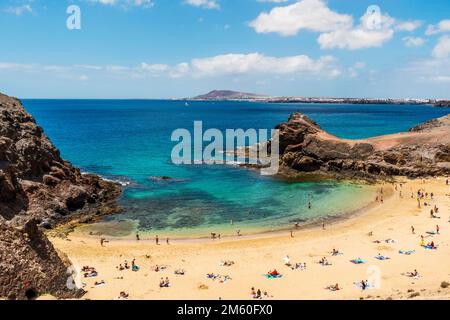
left=49, top=177, right=450, bottom=300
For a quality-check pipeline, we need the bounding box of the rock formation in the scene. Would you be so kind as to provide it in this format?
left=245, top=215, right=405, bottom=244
left=0, top=93, right=121, bottom=299
left=275, top=113, right=450, bottom=180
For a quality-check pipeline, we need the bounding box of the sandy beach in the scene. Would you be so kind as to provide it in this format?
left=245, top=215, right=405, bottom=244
left=49, top=177, right=450, bottom=300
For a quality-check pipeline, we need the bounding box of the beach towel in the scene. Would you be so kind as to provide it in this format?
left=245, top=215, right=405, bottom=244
left=399, top=250, right=415, bottom=255
left=265, top=274, right=282, bottom=279
left=350, top=258, right=366, bottom=264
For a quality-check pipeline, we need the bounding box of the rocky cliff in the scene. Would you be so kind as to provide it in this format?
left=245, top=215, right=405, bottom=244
left=276, top=113, right=450, bottom=180
left=0, top=93, right=121, bottom=299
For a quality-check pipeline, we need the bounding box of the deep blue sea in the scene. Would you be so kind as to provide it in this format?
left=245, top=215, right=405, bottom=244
left=22, top=100, right=449, bottom=237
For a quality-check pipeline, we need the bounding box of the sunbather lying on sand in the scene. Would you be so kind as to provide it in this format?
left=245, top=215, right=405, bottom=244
left=319, top=257, right=332, bottom=266
left=290, top=262, right=306, bottom=270
left=159, top=277, right=171, bottom=288
left=174, top=269, right=185, bottom=275
left=375, top=253, right=391, bottom=260
left=153, top=265, right=167, bottom=272
left=399, top=250, right=415, bottom=255
left=251, top=287, right=272, bottom=299
left=331, top=248, right=342, bottom=256
left=405, top=269, right=420, bottom=278
left=282, top=255, right=291, bottom=266
left=423, top=241, right=438, bottom=249
left=326, top=283, right=341, bottom=291
left=84, top=270, right=98, bottom=278
left=220, top=260, right=235, bottom=267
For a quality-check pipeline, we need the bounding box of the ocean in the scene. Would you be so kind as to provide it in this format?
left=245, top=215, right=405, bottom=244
left=22, top=99, right=449, bottom=237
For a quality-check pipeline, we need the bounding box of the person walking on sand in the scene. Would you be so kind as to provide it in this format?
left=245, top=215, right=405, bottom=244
left=136, top=233, right=140, bottom=241
left=322, top=221, right=326, bottom=230
left=411, top=226, right=415, bottom=234
left=100, top=238, right=106, bottom=247
left=290, top=230, right=294, bottom=238
left=436, top=225, right=440, bottom=234
left=166, top=237, right=170, bottom=245
left=156, top=235, right=159, bottom=245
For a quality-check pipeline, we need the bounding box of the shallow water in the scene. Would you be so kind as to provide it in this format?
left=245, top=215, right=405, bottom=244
left=23, top=99, right=448, bottom=237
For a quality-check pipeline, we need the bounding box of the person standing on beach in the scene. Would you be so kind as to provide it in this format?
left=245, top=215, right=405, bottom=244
left=100, top=238, right=106, bottom=247
left=322, top=222, right=326, bottom=230
left=290, top=230, right=294, bottom=238
left=166, top=237, right=170, bottom=245
left=437, top=225, right=440, bottom=234
left=156, top=235, right=159, bottom=245
left=411, top=226, right=415, bottom=234
left=136, top=233, right=140, bottom=241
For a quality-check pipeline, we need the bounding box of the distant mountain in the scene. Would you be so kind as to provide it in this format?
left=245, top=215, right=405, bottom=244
left=192, top=90, right=269, bottom=100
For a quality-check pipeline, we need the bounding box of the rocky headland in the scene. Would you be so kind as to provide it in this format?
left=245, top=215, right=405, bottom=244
left=0, top=93, right=121, bottom=299
left=274, top=112, right=450, bottom=181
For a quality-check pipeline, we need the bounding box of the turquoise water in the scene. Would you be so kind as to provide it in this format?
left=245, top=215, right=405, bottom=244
left=22, top=100, right=449, bottom=236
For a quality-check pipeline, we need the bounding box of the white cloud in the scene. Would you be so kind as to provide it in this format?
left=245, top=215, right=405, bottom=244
left=4, top=4, right=33, bottom=15
left=402, top=36, right=425, bottom=47
left=317, top=11, right=395, bottom=50
left=87, top=0, right=155, bottom=8
left=0, top=52, right=342, bottom=80
left=432, top=35, right=450, bottom=58
left=249, top=0, right=352, bottom=36
left=426, top=20, right=450, bottom=36
left=256, top=0, right=289, bottom=3
left=189, top=53, right=339, bottom=77
left=250, top=1, right=413, bottom=50
left=395, top=20, right=422, bottom=32
left=184, top=0, right=219, bottom=9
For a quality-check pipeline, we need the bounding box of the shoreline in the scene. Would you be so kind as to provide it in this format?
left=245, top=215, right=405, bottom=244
left=63, top=182, right=384, bottom=242
left=48, top=176, right=450, bottom=300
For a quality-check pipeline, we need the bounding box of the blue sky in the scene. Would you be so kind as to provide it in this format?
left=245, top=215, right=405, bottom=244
left=0, top=0, right=449, bottom=98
